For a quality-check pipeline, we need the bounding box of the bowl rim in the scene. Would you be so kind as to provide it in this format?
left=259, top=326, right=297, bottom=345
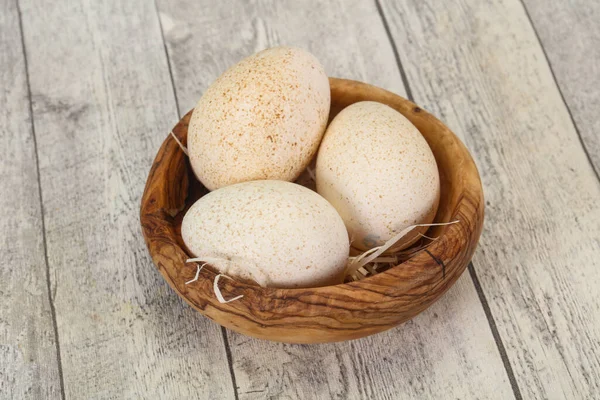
left=140, top=77, right=484, bottom=342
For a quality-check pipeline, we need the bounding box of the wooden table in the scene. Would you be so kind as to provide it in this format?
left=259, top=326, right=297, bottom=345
left=2, top=0, right=599, bottom=399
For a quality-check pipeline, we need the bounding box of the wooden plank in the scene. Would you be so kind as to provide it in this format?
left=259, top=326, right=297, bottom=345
left=521, top=0, right=600, bottom=176
left=18, top=0, right=234, bottom=398
left=0, top=1, right=62, bottom=398
left=156, top=0, right=405, bottom=111
left=229, top=277, right=512, bottom=399
left=378, top=0, right=600, bottom=398
left=156, top=0, right=514, bottom=398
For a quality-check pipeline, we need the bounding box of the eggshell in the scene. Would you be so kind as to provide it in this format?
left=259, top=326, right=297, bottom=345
left=315, top=101, right=440, bottom=251
left=188, top=47, right=330, bottom=190
left=181, top=180, right=349, bottom=288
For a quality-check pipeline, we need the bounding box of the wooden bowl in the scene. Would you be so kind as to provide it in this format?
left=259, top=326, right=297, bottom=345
left=140, top=78, right=484, bottom=343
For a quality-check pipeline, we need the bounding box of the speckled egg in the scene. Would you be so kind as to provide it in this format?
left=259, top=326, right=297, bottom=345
left=181, top=180, right=349, bottom=288
left=187, top=47, right=330, bottom=190
left=315, top=101, right=440, bottom=252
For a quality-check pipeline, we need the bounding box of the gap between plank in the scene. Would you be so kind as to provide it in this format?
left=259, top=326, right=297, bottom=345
left=221, top=327, right=240, bottom=400
left=374, top=0, right=414, bottom=101
left=154, top=0, right=181, bottom=119
left=152, top=3, right=240, bottom=399
left=374, top=2, right=523, bottom=399
left=518, top=0, right=600, bottom=183
left=468, top=264, right=523, bottom=400
left=16, top=1, right=66, bottom=399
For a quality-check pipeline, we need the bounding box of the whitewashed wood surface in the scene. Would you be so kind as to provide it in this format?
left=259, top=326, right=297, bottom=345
left=1, top=0, right=598, bottom=399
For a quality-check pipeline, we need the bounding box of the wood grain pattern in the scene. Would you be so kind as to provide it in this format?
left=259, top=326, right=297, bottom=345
left=229, top=275, right=513, bottom=399
left=141, top=79, right=485, bottom=342
left=18, top=0, right=234, bottom=398
left=379, top=0, right=600, bottom=398
left=0, top=1, right=62, bottom=398
left=156, top=0, right=514, bottom=398
left=9, top=0, right=595, bottom=398
left=522, top=0, right=600, bottom=176
left=156, top=0, right=406, bottom=112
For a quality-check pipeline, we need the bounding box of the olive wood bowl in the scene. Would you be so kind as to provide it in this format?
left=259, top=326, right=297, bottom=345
left=140, top=78, right=484, bottom=343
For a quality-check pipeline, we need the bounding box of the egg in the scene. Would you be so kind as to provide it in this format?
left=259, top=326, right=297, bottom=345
left=181, top=180, right=349, bottom=288
left=187, top=47, right=330, bottom=190
left=315, top=101, right=440, bottom=252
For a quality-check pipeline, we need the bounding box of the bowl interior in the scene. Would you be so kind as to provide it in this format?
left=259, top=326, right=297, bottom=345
left=172, top=87, right=454, bottom=256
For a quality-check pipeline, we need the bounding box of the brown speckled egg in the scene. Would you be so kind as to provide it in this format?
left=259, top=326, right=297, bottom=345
left=181, top=180, right=349, bottom=288
left=315, top=101, right=440, bottom=252
left=188, top=47, right=330, bottom=190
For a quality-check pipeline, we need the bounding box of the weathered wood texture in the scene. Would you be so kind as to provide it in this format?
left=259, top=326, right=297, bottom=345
left=523, top=0, right=600, bottom=176
left=156, top=0, right=513, bottom=397
left=8, top=0, right=598, bottom=397
left=0, top=1, right=62, bottom=399
left=229, top=276, right=512, bottom=400
left=156, top=0, right=405, bottom=111
left=18, top=0, right=233, bottom=398
left=379, top=0, right=600, bottom=398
